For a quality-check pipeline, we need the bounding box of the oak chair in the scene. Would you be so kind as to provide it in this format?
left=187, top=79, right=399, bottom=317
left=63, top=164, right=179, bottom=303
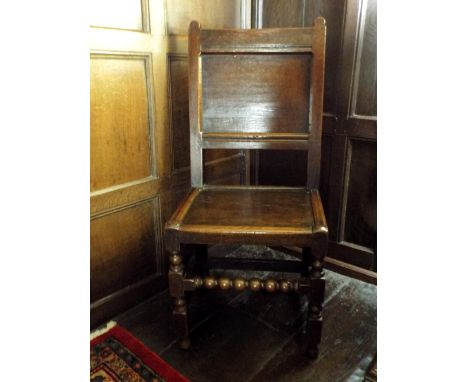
left=165, top=18, right=328, bottom=359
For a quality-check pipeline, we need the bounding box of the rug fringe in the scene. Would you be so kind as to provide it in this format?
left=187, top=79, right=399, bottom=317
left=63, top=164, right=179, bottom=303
left=90, top=320, right=117, bottom=341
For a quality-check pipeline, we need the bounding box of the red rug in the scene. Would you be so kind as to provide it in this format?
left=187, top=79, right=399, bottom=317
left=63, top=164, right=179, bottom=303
left=91, top=324, right=190, bottom=382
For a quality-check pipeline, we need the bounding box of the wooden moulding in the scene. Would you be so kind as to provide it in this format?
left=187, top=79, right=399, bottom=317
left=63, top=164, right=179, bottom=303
left=200, top=26, right=319, bottom=53
left=201, top=139, right=309, bottom=150
left=165, top=186, right=329, bottom=253
left=183, top=276, right=325, bottom=296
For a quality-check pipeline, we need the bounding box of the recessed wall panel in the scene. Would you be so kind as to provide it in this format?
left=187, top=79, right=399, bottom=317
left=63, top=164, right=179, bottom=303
left=354, top=0, right=377, bottom=116
left=343, top=139, right=376, bottom=250
left=91, top=55, right=153, bottom=191
left=91, top=199, right=160, bottom=302
left=305, top=0, right=347, bottom=114
left=169, top=57, right=190, bottom=171
left=167, top=0, right=243, bottom=35
left=90, top=0, right=144, bottom=31
left=261, top=0, right=305, bottom=28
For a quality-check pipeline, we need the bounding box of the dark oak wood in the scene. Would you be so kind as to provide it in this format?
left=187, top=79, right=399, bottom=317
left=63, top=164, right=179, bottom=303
left=165, top=19, right=328, bottom=358
left=202, top=53, right=311, bottom=134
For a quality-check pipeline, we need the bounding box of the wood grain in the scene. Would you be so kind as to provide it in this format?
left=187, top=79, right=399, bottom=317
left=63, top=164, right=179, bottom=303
left=91, top=199, right=160, bottom=302
left=169, top=56, right=191, bottom=171
left=182, top=188, right=313, bottom=229
left=305, top=0, right=347, bottom=113
left=342, top=139, right=376, bottom=252
left=202, top=54, right=311, bottom=135
left=166, top=0, right=244, bottom=35
left=260, top=0, right=306, bottom=28
left=90, top=56, right=153, bottom=191
left=354, top=0, right=377, bottom=116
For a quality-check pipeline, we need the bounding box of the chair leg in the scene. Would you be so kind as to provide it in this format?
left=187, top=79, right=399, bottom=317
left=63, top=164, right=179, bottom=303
left=168, top=248, right=190, bottom=349
left=306, top=300, right=323, bottom=359
left=306, top=246, right=325, bottom=359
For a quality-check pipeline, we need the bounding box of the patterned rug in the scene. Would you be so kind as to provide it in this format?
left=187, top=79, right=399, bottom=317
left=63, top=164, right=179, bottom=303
left=91, top=323, right=190, bottom=382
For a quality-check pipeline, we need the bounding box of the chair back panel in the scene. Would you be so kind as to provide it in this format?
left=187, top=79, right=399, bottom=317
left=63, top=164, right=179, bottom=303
left=188, top=19, right=326, bottom=189
left=202, top=53, right=311, bottom=135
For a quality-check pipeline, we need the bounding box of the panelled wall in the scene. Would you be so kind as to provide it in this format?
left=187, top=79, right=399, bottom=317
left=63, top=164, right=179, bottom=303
left=90, top=0, right=167, bottom=328
left=252, top=0, right=377, bottom=271
left=90, top=0, right=249, bottom=328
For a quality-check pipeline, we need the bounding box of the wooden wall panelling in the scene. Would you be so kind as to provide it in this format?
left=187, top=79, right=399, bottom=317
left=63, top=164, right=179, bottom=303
left=90, top=53, right=155, bottom=192
left=166, top=0, right=249, bottom=35
left=90, top=0, right=171, bottom=327
left=255, top=0, right=377, bottom=272
left=90, top=0, right=150, bottom=32
left=203, top=150, right=245, bottom=185
left=168, top=56, right=191, bottom=172
left=305, top=0, right=347, bottom=114
left=257, top=150, right=308, bottom=186
left=351, top=0, right=377, bottom=117
left=319, top=133, right=333, bottom=211
left=91, top=199, right=161, bottom=302
left=326, top=0, right=377, bottom=271
left=325, top=133, right=347, bottom=242
left=256, top=0, right=306, bottom=28
left=340, top=139, right=376, bottom=250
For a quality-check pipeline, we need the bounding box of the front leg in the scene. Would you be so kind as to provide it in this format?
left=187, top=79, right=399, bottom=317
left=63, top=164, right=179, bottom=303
left=306, top=297, right=323, bottom=359
left=168, top=248, right=190, bottom=349
left=306, top=244, right=325, bottom=359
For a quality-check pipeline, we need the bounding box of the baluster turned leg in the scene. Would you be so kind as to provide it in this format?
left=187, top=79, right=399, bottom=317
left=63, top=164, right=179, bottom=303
left=168, top=249, right=190, bottom=349
left=306, top=246, right=325, bottom=359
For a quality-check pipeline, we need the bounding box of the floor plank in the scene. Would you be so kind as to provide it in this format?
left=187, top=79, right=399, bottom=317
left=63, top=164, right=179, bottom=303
left=250, top=276, right=377, bottom=382
left=162, top=306, right=290, bottom=382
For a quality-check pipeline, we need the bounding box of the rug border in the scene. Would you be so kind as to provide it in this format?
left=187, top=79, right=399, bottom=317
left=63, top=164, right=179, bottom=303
left=91, top=324, right=190, bottom=382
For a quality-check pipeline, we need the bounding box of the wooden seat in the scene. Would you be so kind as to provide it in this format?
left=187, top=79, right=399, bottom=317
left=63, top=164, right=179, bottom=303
left=165, top=18, right=328, bottom=359
left=166, top=187, right=327, bottom=246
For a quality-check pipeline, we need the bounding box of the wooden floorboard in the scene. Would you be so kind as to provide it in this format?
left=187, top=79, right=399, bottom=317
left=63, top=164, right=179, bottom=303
left=113, top=245, right=377, bottom=382
left=250, top=275, right=377, bottom=382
